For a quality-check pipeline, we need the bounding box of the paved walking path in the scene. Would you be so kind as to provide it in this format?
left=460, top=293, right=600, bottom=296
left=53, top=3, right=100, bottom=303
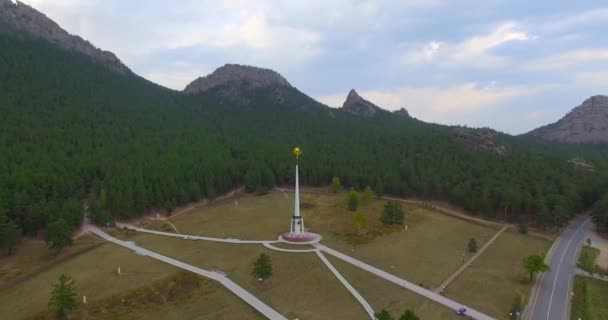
left=315, top=244, right=495, bottom=320
left=434, top=226, right=509, bottom=293
left=87, top=225, right=287, bottom=320
left=117, top=222, right=278, bottom=244
left=575, top=268, right=608, bottom=282
left=314, top=250, right=376, bottom=319
left=118, top=221, right=496, bottom=320
left=262, top=242, right=317, bottom=253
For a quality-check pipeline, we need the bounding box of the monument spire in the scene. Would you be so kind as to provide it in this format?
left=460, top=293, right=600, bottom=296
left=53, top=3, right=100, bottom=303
left=280, top=147, right=321, bottom=244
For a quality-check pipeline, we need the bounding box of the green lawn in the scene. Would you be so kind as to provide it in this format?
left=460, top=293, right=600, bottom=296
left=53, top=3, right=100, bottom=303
left=571, top=276, right=608, bottom=320
left=444, top=230, right=552, bottom=318
left=303, top=193, right=499, bottom=289
left=328, top=255, right=463, bottom=319
left=0, top=235, right=102, bottom=287
left=0, top=240, right=257, bottom=320
left=128, top=233, right=367, bottom=320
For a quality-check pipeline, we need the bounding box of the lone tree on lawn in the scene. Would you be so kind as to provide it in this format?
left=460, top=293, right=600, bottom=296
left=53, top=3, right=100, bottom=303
left=354, top=212, right=368, bottom=231
left=347, top=188, right=360, bottom=212
left=49, top=274, right=77, bottom=320
left=331, top=176, right=342, bottom=193
left=362, top=185, right=374, bottom=204
left=380, top=200, right=405, bottom=225
left=45, top=218, right=73, bottom=252
left=468, top=238, right=478, bottom=253
left=252, top=253, right=273, bottom=281
left=523, top=254, right=550, bottom=281
left=375, top=309, right=394, bottom=320
left=399, top=309, right=420, bottom=320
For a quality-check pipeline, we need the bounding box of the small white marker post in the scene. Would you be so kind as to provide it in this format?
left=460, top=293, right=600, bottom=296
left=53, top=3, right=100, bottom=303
left=117, top=266, right=121, bottom=276
left=83, top=295, right=87, bottom=304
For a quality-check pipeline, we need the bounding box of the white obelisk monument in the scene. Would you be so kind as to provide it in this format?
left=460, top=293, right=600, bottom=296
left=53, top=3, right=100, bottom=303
left=290, top=147, right=304, bottom=234
left=280, top=147, right=321, bottom=244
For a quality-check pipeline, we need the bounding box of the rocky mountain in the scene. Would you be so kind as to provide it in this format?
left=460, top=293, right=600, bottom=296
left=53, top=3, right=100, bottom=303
left=393, top=108, right=410, bottom=118
left=528, top=95, right=608, bottom=144
left=341, top=89, right=381, bottom=117
left=184, top=64, right=291, bottom=94
left=453, top=127, right=508, bottom=156
left=0, top=0, right=130, bottom=74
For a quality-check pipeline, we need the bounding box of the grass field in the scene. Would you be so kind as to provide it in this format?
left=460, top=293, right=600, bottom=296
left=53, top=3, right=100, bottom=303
left=127, top=233, right=367, bottom=320
left=444, top=230, right=551, bottom=318
left=28, top=272, right=264, bottom=320
left=328, top=256, right=463, bottom=319
left=571, top=276, right=608, bottom=320
left=169, top=191, right=499, bottom=289
left=303, top=193, right=499, bottom=289
left=0, top=235, right=102, bottom=287
left=0, top=239, right=258, bottom=320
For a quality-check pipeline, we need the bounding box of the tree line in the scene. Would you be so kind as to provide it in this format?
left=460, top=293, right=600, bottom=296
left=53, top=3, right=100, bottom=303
left=1, top=29, right=608, bottom=251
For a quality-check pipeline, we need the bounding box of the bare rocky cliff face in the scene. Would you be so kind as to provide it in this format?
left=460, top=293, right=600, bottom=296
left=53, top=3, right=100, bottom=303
left=0, top=0, right=131, bottom=75
left=183, top=64, right=292, bottom=94
left=529, top=95, right=608, bottom=144
left=341, top=89, right=381, bottom=117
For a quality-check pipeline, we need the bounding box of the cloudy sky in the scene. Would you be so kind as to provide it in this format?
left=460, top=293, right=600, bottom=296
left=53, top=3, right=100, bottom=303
left=23, top=0, right=608, bottom=134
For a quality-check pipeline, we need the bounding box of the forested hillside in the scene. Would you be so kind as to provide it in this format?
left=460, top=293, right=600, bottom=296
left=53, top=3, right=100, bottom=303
left=1, top=28, right=608, bottom=243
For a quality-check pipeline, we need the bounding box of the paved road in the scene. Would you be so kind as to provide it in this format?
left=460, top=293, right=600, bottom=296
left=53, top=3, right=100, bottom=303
left=315, top=244, right=496, bottom=320
left=435, top=226, right=509, bottom=293
left=87, top=225, right=287, bottom=320
left=527, top=215, right=592, bottom=320
left=314, top=250, right=376, bottom=319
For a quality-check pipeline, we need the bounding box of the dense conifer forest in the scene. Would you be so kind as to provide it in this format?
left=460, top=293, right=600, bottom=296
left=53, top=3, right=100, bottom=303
left=2, top=29, right=608, bottom=244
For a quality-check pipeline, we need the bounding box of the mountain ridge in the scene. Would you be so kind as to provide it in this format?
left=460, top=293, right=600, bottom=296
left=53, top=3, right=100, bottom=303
left=528, top=95, right=608, bottom=144
left=0, top=0, right=131, bottom=75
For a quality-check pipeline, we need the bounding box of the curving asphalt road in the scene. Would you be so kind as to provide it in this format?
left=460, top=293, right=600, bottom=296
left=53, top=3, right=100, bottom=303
left=527, top=215, right=592, bottom=320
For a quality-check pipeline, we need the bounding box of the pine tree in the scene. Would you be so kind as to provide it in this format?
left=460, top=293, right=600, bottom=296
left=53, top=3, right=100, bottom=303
left=375, top=309, right=394, bottom=320
left=468, top=238, right=478, bottom=253
left=381, top=200, right=405, bottom=225
left=45, top=218, right=73, bottom=251
left=347, top=188, right=360, bottom=212
left=362, top=186, right=374, bottom=205
left=354, top=212, right=367, bottom=231
left=399, top=309, right=420, bottom=320
left=331, top=176, right=342, bottom=193
left=252, top=253, right=273, bottom=281
left=49, top=274, right=77, bottom=319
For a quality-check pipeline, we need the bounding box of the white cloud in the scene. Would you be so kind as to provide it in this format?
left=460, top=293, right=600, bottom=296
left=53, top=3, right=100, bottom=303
left=542, top=8, right=608, bottom=33
left=403, top=41, right=443, bottom=64
left=318, top=82, right=543, bottom=125
left=527, top=48, right=608, bottom=70
left=574, top=71, right=608, bottom=86
left=402, top=22, right=531, bottom=68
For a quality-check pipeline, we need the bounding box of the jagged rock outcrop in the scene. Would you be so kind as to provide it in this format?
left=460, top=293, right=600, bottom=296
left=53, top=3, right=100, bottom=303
left=454, top=127, right=508, bottom=156
left=528, top=95, right=608, bottom=144
left=0, top=0, right=130, bottom=75
left=568, top=157, right=594, bottom=172
left=341, top=89, right=381, bottom=117
left=183, top=64, right=291, bottom=94
left=393, top=108, right=410, bottom=118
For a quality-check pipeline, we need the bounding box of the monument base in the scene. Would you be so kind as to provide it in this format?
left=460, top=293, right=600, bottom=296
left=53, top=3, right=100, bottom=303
left=279, top=231, right=322, bottom=244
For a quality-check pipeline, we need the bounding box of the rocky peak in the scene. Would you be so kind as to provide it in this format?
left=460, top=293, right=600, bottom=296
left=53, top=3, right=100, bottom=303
left=393, top=108, right=410, bottom=118
left=183, top=64, right=291, bottom=94
left=528, top=95, right=608, bottom=144
left=341, top=89, right=380, bottom=117
left=0, top=0, right=130, bottom=75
